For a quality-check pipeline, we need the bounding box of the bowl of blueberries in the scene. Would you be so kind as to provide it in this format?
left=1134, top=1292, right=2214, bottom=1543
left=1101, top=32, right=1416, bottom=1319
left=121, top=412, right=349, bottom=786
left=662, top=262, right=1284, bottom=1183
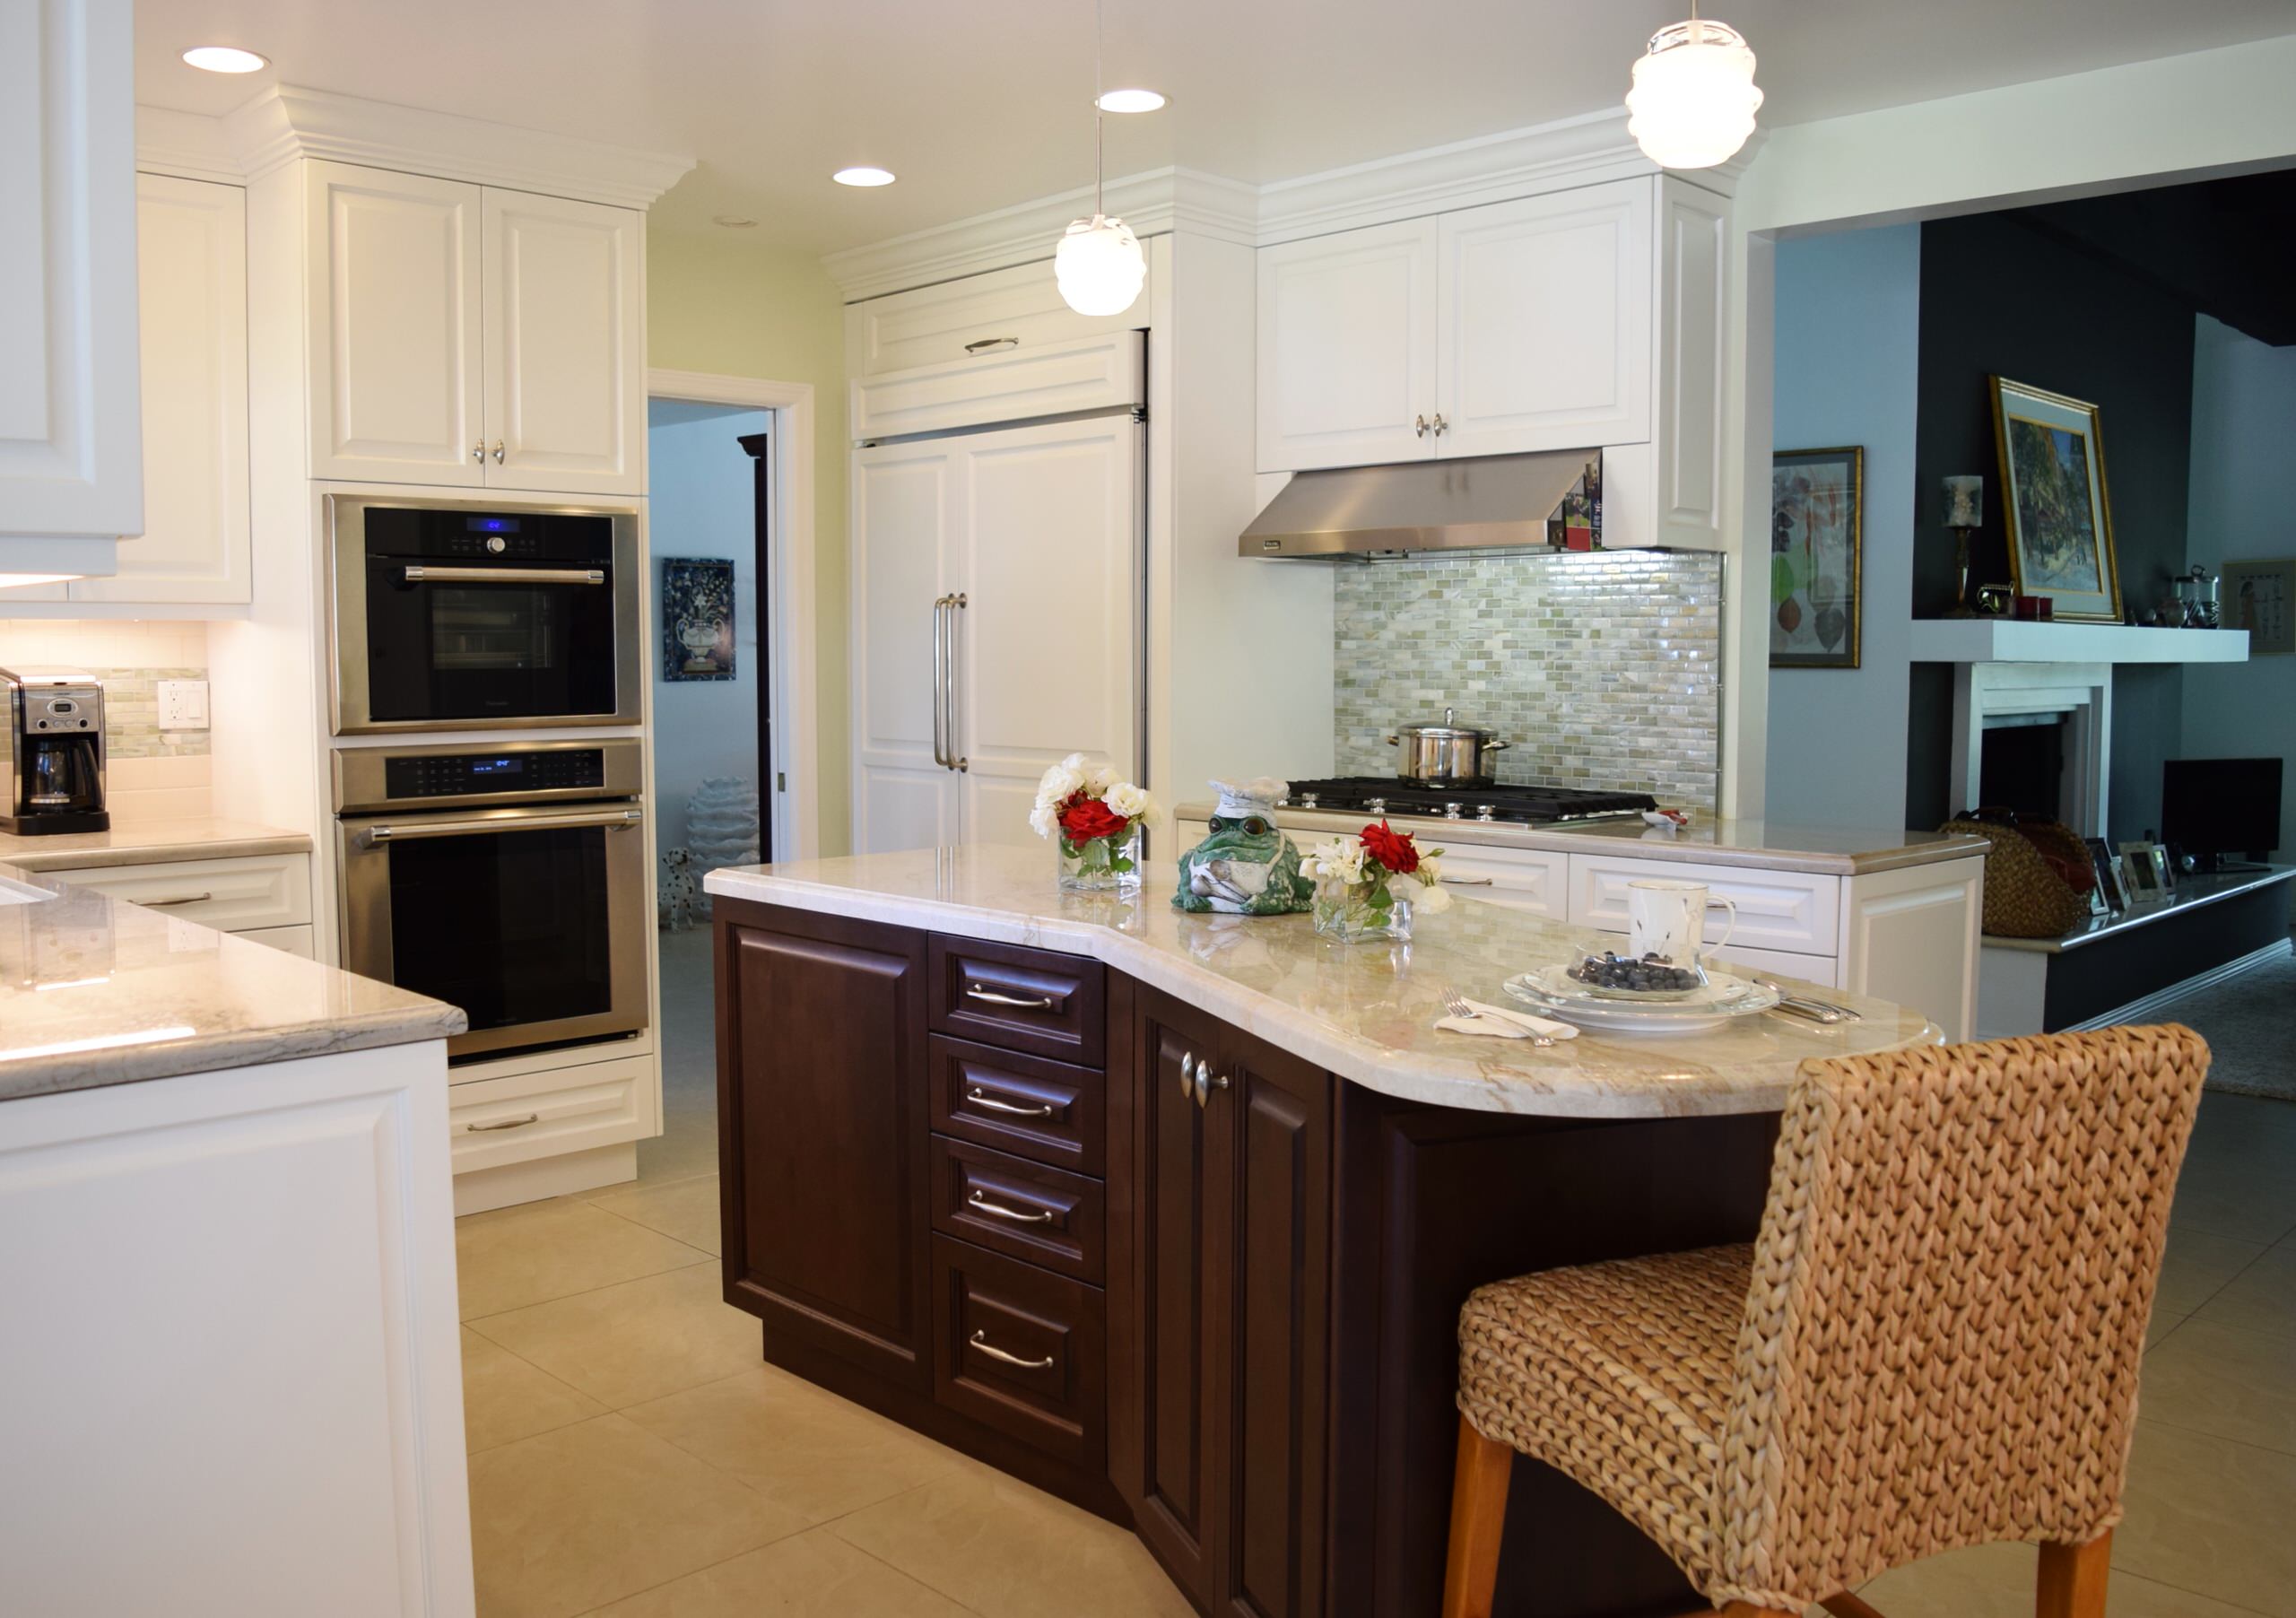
left=1562, top=949, right=1712, bottom=1002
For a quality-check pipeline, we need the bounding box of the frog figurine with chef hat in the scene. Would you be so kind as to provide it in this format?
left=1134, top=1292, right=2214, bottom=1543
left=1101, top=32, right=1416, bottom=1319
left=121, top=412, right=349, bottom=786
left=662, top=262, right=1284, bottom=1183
left=1173, top=779, right=1315, bottom=915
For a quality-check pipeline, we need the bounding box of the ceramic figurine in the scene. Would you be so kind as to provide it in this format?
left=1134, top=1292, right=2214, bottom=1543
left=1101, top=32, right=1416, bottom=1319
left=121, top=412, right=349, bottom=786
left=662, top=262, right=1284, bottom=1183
left=1173, top=779, right=1315, bottom=915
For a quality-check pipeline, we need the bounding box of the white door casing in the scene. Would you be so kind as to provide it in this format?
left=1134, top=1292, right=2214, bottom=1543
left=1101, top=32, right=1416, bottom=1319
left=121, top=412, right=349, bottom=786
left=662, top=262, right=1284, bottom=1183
left=1256, top=217, right=1438, bottom=473
left=306, top=161, right=484, bottom=487
left=852, top=438, right=961, bottom=854
left=483, top=189, right=643, bottom=494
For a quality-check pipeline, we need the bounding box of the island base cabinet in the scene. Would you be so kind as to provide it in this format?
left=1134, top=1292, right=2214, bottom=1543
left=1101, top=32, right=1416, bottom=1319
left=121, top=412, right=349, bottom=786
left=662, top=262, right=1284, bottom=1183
left=1128, top=984, right=1331, bottom=1618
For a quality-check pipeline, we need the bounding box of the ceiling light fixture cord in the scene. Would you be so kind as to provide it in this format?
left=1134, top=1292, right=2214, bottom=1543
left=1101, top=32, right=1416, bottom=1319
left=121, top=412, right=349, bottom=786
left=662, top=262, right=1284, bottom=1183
left=1093, top=0, right=1106, bottom=214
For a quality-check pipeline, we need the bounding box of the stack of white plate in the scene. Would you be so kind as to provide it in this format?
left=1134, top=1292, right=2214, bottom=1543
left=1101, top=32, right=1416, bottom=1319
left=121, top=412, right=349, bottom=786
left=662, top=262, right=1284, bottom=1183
left=1501, top=964, right=1781, bottom=1036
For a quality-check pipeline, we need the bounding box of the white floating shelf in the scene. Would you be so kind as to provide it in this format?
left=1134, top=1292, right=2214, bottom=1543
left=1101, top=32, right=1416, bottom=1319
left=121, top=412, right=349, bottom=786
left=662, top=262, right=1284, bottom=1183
left=1909, top=620, right=2249, bottom=665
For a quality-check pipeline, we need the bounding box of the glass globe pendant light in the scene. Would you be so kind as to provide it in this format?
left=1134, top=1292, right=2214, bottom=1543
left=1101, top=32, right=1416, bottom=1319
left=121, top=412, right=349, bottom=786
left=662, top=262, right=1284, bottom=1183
left=1054, top=0, right=1146, bottom=317
left=1624, top=4, right=1764, bottom=170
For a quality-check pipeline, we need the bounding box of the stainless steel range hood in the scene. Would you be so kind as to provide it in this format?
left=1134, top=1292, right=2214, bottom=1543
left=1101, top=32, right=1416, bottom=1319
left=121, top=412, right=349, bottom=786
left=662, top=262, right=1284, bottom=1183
left=1239, top=448, right=1605, bottom=559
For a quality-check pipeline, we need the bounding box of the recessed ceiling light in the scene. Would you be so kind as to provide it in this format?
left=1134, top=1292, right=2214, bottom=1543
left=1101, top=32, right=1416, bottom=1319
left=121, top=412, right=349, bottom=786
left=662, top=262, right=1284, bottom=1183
left=832, top=166, right=897, bottom=187
left=712, top=215, right=759, bottom=229
left=181, top=45, right=268, bottom=74
left=1095, top=88, right=1167, bottom=114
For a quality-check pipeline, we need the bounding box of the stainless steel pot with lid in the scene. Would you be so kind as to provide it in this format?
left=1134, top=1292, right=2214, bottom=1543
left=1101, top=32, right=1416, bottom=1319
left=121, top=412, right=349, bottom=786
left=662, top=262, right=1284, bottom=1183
left=1386, top=708, right=1510, bottom=787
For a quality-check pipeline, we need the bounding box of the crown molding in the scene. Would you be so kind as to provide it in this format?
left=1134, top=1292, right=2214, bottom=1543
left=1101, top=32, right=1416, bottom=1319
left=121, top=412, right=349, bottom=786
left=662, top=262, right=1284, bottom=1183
left=823, top=166, right=1260, bottom=302
left=184, top=84, right=696, bottom=209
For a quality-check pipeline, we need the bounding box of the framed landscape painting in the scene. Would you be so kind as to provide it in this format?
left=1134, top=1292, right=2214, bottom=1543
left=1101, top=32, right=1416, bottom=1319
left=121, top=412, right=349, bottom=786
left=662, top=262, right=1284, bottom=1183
left=1990, top=377, right=2124, bottom=622
left=1770, top=446, right=1864, bottom=668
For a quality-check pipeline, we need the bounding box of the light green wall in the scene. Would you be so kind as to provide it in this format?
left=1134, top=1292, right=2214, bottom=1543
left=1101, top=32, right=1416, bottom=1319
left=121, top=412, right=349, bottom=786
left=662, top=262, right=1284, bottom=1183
left=648, top=230, right=851, bottom=854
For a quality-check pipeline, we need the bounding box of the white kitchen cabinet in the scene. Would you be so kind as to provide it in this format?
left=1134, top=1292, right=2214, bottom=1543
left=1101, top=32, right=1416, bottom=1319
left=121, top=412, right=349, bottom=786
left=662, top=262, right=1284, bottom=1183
left=848, top=255, right=1155, bottom=378
left=481, top=187, right=644, bottom=494
left=1256, top=218, right=1438, bottom=472
left=1435, top=185, right=1651, bottom=457
left=42, top=851, right=313, bottom=935
left=0, top=0, right=140, bottom=579
left=305, top=161, right=641, bottom=495
left=68, top=175, right=252, bottom=605
left=853, top=414, right=1143, bottom=855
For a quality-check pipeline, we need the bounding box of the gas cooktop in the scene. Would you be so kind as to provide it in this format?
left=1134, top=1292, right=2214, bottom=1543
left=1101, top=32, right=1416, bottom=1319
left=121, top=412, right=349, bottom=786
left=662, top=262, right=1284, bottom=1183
left=1275, top=777, right=1658, bottom=828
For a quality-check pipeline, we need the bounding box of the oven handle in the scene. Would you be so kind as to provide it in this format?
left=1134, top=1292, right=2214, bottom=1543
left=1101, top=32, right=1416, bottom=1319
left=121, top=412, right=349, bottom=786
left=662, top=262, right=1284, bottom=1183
left=401, top=565, right=607, bottom=585
left=363, top=806, right=643, bottom=845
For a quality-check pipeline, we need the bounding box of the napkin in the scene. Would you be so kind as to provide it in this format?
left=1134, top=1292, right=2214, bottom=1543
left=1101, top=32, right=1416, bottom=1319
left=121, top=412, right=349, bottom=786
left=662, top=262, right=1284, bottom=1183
left=1435, top=999, right=1579, bottom=1040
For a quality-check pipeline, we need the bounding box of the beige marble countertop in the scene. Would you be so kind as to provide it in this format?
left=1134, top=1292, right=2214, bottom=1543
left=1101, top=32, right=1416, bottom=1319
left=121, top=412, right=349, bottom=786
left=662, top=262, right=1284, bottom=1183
left=1178, top=802, right=1989, bottom=876
left=706, top=845, right=1941, bottom=1119
left=0, top=816, right=314, bottom=872
left=0, top=863, right=463, bottom=1103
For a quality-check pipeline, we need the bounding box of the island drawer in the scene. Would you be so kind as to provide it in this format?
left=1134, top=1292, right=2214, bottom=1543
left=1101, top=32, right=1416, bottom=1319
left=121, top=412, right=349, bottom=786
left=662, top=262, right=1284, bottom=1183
left=1568, top=855, right=1841, bottom=957
left=930, top=936, right=1106, bottom=1064
left=930, top=1036, right=1104, bottom=1175
left=931, top=1136, right=1105, bottom=1283
left=931, top=1234, right=1104, bottom=1471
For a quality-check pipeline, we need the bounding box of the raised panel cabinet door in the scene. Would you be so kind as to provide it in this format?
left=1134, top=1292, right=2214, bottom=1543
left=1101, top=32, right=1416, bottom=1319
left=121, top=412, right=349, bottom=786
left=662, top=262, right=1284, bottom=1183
left=71, top=173, right=250, bottom=605
left=1128, top=986, right=1235, bottom=1612
left=953, top=412, right=1143, bottom=849
left=851, top=439, right=961, bottom=853
left=718, top=906, right=932, bottom=1389
left=481, top=188, right=643, bottom=494
left=0, top=0, right=142, bottom=555
left=305, top=161, right=484, bottom=486
left=847, top=256, right=1156, bottom=378
left=1215, top=1030, right=1332, bottom=1618
left=1256, top=218, right=1439, bottom=473
left=1435, top=178, right=1653, bottom=458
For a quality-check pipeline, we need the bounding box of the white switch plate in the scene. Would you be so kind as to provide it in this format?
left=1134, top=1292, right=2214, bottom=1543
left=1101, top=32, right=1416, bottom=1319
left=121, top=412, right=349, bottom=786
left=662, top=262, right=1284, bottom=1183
left=158, top=679, right=209, bottom=731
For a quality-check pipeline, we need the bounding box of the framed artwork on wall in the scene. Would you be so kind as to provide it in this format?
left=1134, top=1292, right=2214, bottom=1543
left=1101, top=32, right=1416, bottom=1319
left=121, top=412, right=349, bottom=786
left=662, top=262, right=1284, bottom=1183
left=1769, top=446, right=1864, bottom=669
left=2222, top=558, right=2296, bottom=655
left=661, top=557, right=735, bottom=682
left=1989, top=376, right=2124, bottom=623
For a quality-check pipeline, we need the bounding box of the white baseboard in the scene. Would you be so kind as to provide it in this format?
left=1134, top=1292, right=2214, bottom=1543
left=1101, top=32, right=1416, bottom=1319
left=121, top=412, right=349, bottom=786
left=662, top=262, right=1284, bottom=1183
left=453, top=1141, right=638, bottom=1215
left=2065, top=937, right=2294, bottom=1032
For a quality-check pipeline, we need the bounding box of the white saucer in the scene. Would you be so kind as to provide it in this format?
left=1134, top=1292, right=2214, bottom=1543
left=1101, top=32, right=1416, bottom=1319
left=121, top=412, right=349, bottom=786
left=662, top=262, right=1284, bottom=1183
left=1503, top=970, right=1779, bottom=1036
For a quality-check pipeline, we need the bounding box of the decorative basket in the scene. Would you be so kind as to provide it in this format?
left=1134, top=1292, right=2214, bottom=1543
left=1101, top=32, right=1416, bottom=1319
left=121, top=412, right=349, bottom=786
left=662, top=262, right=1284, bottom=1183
left=1943, top=813, right=2091, bottom=938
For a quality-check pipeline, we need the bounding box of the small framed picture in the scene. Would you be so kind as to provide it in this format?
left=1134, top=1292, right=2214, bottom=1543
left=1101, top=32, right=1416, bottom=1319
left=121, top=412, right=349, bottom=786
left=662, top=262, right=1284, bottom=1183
left=1990, top=377, right=2123, bottom=623
left=661, top=556, right=736, bottom=683
left=2086, top=838, right=2126, bottom=913
left=2222, top=558, right=2296, bottom=655
left=2118, top=840, right=2171, bottom=901
left=1769, top=446, right=1864, bottom=668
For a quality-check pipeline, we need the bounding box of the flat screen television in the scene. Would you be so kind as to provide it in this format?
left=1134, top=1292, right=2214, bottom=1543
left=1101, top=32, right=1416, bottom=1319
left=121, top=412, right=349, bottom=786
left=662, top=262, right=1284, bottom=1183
left=2161, top=757, right=2283, bottom=870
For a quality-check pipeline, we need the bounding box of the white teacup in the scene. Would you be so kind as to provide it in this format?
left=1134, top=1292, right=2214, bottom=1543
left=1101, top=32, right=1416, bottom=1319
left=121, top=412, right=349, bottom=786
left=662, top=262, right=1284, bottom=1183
left=1626, top=878, right=1736, bottom=966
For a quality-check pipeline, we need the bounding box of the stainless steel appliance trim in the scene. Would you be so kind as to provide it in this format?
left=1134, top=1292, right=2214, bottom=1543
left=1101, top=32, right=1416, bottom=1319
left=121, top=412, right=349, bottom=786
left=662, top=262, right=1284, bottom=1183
left=334, top=736, right=646, bottom=813
left=327, top=492, right=644, bottom=736
left=401, top=565, right=606, bottom=586
left=364, top=806, right=641, bottom=845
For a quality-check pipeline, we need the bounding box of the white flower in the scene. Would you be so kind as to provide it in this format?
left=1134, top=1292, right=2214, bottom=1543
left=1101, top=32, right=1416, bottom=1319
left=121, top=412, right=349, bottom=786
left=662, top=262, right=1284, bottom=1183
left=1086, top=762, right=1121, bottom=796
left=1104, top=781, right=1156, bottom=822
left=1302, top=837, right=1365, bottom=885
left=1034, top=761, right=1083, bottom=812
left=1412, top=877, right=1453, bottom=914
left=1029, top=804, right=1058, bottom=839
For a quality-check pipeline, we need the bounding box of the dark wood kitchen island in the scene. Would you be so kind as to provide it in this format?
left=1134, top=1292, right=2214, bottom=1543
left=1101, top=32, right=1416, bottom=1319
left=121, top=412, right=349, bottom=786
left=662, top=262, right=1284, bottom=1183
left=708, top=845, right=1938, bottom=1618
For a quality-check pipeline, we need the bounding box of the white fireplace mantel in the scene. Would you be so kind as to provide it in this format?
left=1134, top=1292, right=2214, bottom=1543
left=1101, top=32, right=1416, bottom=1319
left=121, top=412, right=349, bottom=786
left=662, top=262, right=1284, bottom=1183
left=1909, top=621, right=2249, bottom=665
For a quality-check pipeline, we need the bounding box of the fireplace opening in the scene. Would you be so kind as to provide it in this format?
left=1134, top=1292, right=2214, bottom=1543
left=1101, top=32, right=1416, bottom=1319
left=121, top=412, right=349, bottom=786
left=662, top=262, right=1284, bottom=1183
left=1979, top=715, right=2068, bottom=822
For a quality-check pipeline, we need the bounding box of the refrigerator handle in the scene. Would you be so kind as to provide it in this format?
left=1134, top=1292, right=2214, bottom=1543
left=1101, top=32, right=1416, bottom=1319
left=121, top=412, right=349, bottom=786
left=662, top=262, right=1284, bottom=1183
left=947, top=593, right=969, bottom=773
left=931, top=594, right=951, bottom=768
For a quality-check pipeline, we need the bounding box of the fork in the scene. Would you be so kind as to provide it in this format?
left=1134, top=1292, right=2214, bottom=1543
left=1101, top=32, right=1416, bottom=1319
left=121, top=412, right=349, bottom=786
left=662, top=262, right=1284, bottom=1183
left=1442, top=988, right=1556, bottom=1048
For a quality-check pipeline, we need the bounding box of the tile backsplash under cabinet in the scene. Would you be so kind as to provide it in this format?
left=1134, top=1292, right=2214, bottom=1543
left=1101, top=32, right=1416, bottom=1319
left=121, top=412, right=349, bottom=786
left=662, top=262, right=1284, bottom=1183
left=1333, top=551, right=1722, bottom=811
left=0, top=620, right=214, bottom=821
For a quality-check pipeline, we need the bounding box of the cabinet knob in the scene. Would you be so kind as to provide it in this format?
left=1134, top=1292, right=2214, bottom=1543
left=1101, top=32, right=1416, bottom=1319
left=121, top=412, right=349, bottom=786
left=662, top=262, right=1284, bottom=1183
left=1431, top=413, right=1448, bottom=436
left=471, top=442, right=485, bottom=463
left=1413, top=414, right=1430, bottom=439
left=1178, top=1052, right=1197, bottom=1100
left=1194, top=1065, right=1228, bottom=1107
left=491, top=440, right=505, bottom=465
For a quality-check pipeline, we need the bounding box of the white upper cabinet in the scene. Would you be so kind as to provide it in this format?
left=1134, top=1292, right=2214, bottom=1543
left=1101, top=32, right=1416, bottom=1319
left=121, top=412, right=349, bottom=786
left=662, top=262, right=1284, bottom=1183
left=0, top=0, right=141, bottom=576
left=71, top=175, right=252, bottom=605
left=1435, top=184, right=1651, bottom=458
left=306, top=161, right=642, bottom=495
left=482, top=189, right=644, bottom=494
left=848, top=256, right=1154, bottom=378
left=1256, top=219, right=1438, bottom=473
left=306, top=162, right=485, bottom=487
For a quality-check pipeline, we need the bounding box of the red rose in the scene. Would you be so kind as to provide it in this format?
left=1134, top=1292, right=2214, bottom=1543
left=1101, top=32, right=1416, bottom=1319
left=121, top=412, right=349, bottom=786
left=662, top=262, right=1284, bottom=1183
left=1359, top=820, right=1420, bottom=875
left=1060, top=796, right=1130, bottom=842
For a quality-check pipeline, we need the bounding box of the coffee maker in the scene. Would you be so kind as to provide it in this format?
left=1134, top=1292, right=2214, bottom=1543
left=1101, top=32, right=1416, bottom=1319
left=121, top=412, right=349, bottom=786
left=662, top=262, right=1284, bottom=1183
left=2, top=667, right=109, bottom=835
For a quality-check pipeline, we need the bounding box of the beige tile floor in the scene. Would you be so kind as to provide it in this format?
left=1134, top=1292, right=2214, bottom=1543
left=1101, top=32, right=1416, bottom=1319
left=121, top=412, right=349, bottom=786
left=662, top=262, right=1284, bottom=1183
left=457, top=929, right=2296, bottom=1615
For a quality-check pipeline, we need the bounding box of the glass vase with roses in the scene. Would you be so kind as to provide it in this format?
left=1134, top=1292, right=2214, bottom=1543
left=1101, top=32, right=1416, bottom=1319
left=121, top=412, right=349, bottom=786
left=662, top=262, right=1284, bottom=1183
left=1031, top=752, right=1161, bottom=895
left=1301, top=821, right=1451, bottom=942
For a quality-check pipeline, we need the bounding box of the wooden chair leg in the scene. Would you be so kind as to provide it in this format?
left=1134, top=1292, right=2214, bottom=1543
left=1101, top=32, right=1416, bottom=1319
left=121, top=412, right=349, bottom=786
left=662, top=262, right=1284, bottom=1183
left=1440, top=1413, right=1514, bottom=1618
left=1819, top=1593, right=1889, bottom=1618
left=2038, top=1531, right=2112, bottom=1618
left=1717, top=1604, right=1803, bottom=1617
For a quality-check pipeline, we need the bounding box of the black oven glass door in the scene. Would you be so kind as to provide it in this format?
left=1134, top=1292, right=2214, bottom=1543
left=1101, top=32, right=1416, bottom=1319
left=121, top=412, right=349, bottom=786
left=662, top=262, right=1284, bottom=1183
left=365, top=563, right=620, bottom=725
left=386, top=823, right=613, bottom=1036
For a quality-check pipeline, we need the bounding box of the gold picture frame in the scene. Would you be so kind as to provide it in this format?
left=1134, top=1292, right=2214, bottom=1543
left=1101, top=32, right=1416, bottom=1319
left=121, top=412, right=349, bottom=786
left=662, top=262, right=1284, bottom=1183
left=1989, top=376, right=2124, bottom=623
left=1769, top=445, right=1864, bottom=669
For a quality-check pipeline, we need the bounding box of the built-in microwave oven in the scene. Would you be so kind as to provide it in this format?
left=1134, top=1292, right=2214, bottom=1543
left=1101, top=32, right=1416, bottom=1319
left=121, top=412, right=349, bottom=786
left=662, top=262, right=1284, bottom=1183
left=328, top=494, right=642, bottom=735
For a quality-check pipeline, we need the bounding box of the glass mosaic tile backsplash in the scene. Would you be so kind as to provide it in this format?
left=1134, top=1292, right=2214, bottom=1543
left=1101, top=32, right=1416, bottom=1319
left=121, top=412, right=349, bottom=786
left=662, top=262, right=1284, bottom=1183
left=1333, top=551, right=1722, bottom=810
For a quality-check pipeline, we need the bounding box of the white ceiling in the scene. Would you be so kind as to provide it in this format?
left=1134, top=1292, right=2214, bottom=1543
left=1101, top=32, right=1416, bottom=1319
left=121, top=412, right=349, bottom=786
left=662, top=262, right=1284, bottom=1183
left=135, top=0, right=2296, bottom=255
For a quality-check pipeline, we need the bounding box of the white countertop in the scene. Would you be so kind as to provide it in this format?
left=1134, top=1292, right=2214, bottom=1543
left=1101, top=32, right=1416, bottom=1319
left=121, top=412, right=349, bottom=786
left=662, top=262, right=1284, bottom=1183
left=0, top=863, right=463, bottom=1103
left=706, top=845, right=1941, bottom=1119
left=1177, top=803, right=1991, bottom=877
left=0, top=816, right=314, bottom=872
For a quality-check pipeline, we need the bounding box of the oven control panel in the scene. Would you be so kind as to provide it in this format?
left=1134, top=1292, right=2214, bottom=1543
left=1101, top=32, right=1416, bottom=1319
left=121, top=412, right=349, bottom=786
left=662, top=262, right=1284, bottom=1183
left=384, top=749, right=605, bottom=800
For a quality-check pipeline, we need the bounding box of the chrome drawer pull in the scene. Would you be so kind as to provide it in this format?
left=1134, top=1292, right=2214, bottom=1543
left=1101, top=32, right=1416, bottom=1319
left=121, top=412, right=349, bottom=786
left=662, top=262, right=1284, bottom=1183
left=138, top=892, right=214, bottom=908
left=1440, top=875, right=1495, bottom=886
left=965, top=982, right=1059, bottom=1011
left=969, top=1329, right=1053, bottom=1370
left=967, top=1190, right=1054, bottom=1224
left=963, top=336, right=1019, bottom=354
left=465, top=1113, right=540, bottom=1133
left=965, top=1086, right=1055, bottom=1118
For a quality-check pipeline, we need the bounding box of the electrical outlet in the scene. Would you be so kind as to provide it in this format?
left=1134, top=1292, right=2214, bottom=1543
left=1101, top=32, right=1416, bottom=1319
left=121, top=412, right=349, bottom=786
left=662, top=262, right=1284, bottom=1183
left=158, top=679, right=209, bottom=731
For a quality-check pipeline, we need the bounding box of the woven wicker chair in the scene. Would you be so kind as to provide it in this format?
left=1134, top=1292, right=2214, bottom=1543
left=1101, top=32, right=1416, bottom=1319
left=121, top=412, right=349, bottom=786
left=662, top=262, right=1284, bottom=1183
left=1440, top=1025, right=2209, bottom=1618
